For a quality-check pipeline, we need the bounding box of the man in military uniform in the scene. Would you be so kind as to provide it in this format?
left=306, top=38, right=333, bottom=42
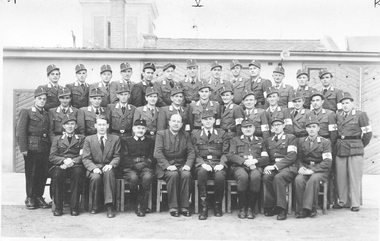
left=89, top=64, right=113, bottom=108
left=262, top=117, right=297, bottom=220
left=82, top=115, right=121, bottom=218
left=110, top=62, right=134, bottom=104
left=154, top=62, right=181, bottom=106
left=294, top=69, right=316, bottom=110
left=77, top=88, right=106, bottom=136
left=16, top=87, right=51, bottom=209
left=189, top=82, right=221, bottom=130
left=154, top=114, right=195, bottom=217
left=122, top=119, right=155, bottom=217
left=244, top=60, right=272, bottom=109
left=288, top=92, right=312, bottom=138
left=319, top=69, right=344, bottom=112
left=66, top=64, right=90, bottom=109
left=49, top=116, right=85, bottom=216
left=38, top=64, right=64, bottom=111
left=241, top=90, right=270, bottom=140
left=334, top=92, right=372, bottom=212
left=49, top=87, right=78, bottom=142
left=157, top=86, right=190, bottom=132
left=206, top=61, right=232, bottom=105
left=294, top=117, right=332, bottom=218
left=181, top=59, right=204, bottom=105
left=226, top=119, right=269, bottom=219
left=272, top=64, right=295, bottom=108
left=229, top=60, right=246, bottom=105
left=192, top=109, right=229, bottom=220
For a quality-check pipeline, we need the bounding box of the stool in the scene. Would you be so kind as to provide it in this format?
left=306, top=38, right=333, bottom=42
left=194, top=180, right=226, bottom=214
left=317, top=180, right=329, bottom=214
left=226, top=180, right=263, bottom=214
left=156, top=179, right=167, bottom=212
left=116, top=179, right=152, bottom=212
left=262, top=182, right=293, bottom=215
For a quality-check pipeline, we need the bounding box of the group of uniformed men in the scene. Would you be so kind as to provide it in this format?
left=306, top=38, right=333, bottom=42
left=16, top=59, right=372, bottom=221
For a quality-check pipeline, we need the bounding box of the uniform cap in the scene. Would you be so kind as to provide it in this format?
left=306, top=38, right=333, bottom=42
left=241, top=118, right=255, bottom=127
left=305, top=116, right=319, bottom=127
left=271, top=116, right=284, bottom=125
left=100, top=64, right=112, bottom=74
left=163, top=62, right=176, bottom=71
left=198, top=82, right=211, bottom=91
left=220, top=86, right=233, bottom=95
left=120, top=62, right=132, bottom=71
left=116, top=83, right=130, bottom=94
left=296, top=69, right=308, bottom=78
left=210, top=61, right=222, bottom=70
left=133, top=119, right=147, bottom=127
left=230, top=59, right=242, bottom=69
left=62, top=116, right=77, bottom=125
left=145, top=86, right=158, bottom=96
left=248, top=60, right=261, bottom=69
left=273, top=64, right=285, bottom=75
left=242, top=90, right=255, bottom=100
left=75, top=64, right=86, bottom=73
left=310, top=90, right=325, bottom=100
left=319, top=69, right=332, bottom=78
left=143, top=62, right=156, bottom=72
left=89, top=88, right=105, bottom=97
left=171, top=86, right=184, bottom=96
left=47, top=64, right=60, bottom=75
left=58, top=87, right=71, bottom=98
left=340, top=92, right=354, bottom=102
left=186, top=59, right=198, bottom=68
left=201, top=109, right=215, bottom=119
left=292, top=91, right=304, bottom=102
left=266, top=87, right=279, bottom=97
left=34, top=87, right=47, bottom=97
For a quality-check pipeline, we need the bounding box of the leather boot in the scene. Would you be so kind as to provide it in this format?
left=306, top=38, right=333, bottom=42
left=214, top=189, right=223, bottom=217
left=247, top=191, right=259, bottom=219
left=238, top=191, right=247, bottom=219
left=136, top=187, right=148, bottom=217
left=198, top=185, right=208, bottom=220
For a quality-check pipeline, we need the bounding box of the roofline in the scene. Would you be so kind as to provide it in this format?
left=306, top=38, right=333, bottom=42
left=157, top=38, right=322, bottom=41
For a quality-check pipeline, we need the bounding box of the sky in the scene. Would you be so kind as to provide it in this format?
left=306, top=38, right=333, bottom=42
left=1, top=0, right=380, bottom=49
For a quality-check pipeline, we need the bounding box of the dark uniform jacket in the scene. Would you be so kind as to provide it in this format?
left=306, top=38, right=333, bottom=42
left=206, top=78, right=233, bottom=105
left=266, top=133, right=297, bottom=173
left=180, top=76, right=205, bottom=104
left=154, top=129, right=195, bottom=178
left=306, top=108, right=338, bottom=147
left=244, top=77, right=272, bottom=108
left=157, top=104, right=190, bottom=132
left=48, top=106, right=79, bottom=142
left=133, top=105, right=160, bottom=136
left=49, top=133, right=85, bottom=166
left=110, top=79, right=133, bottom=104
left=321, top=86, right=344, bottom=112
left=274, top=82, right=295, bottom=108
left=336, top=109, right=372, bottom=157
left=38, top=83, right=64, bottom=111
left=123, top=136, right=155, bottom=170
left=295, top=85, right=316, bottom=110
left=154, top=79, right=181, bottom=106
left=16, top=106, right=50, bottom=153
left=89, top=82, right=111, bottom=108
left=265, top=106, right=293, bottom=135
left=66, top=81, right=90, bottom=109
left=192, top=128, right=229, bottom=168
left=130, top=80, right=165, bottom=108
left=77, top=106, right=106, bottom=136
left=242, top=108, right=270, bottom=139
left=189, top=100, right=221, bottom=129
left=230, top=76, right=246, bottom=105
left=219, top=102, right=244, bottom=133
left=105, top=103, right=135, bottom=135
left=297, top=136, right=332, bottom=173
left=287, top=108, right=312, bottom=138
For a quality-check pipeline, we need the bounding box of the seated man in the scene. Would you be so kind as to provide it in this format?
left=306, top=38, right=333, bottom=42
left=294, top=117, right=332, bottom=218
left=49, top=116, right=85, bottom=216
left=226, top=119, right=269, bottom=219
left=154, top=114, right=195, bottom=217
left=122, top=119, right=155, bottom=217
left=262, top=117, right=297, bottom=221
left=192, top=109, right=229, bottom=220
left=82, top=115, right=121, bottom=218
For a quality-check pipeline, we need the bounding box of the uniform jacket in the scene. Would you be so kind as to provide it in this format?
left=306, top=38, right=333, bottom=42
left=219, top=102, right=244, bottom=133
left=16, top=106, right=50, bottom=153
left=189, top=100, right=221, bottom=129
left=244, top=77, right=272, bottom=108
left=49, top=133, right=85, bottom=166
left=230, top=76, right=246, bottom=105
left=266, top=133, right=297, bottom=173
left=77, top=106, right=106, bottom=136
left=109, top=79, right=133, bottom=104
left=130, top=81, right=165, bottom=108
left=157, top=104, right=190, bottom=132
left=123, top=136, right=155, bottom=170
left=154, top=129, right=195, bottom=178
left=306, top=109, right=338, bottom=147
left=336, top=109, right=372, bottom=156
left=105, top=103, right=136, bottom=134
left=192, top=128, right=229, bottom=168
left=180, top=76, right=205, bottom=104
left=265, top=106, right=294, bottom=135
left=154, top=79, right=181, bottom=106
left=274, top=82, right=295, bottom=108
left=82, top=134, right=121, bottom=172
left=287, top=108, right=312, bottom=138
left=297, top=136, right=332, bottom=173
left=321, top=86, right=344, bottom=112
left=133, top=105, right=160, bottom=135
left=66, top=81, right=90, bottom=109
left=241, top=107, right=270, bottom=139
left=38, top=83, right=64, bottom=111
left=89, top=82, right=111, bottom=108
left=206, top=78, right=233, bottom=105
left=48, top=106, right=78, bottom=142
left=295, top=85, right=316, bottom=110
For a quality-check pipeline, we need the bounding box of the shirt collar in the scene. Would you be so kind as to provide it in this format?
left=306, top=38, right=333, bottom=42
left=98, top=134, right=107, bottom=141
left=134, top=136, right=145, bottom=141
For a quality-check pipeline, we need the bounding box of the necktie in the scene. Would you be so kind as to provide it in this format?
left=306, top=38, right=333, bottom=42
left=100, top=136, right=105, bottom=153
left=223, top=106, right=227, bottom=113
left=323, top=89, right=327, bottom=95
left=343, top=112, right=348, bottom=120
left=62, top=109, right=67, bottom=114
left=122, top=106, right=126, bottom=114
left=81, top=84, right=85, bottom=92
left=208, top=131, right=212, bottom=140
left=191, top=80, right=195, bottom=85
left=151, top=108, right=155, bottom=117
left=149, top=82, right=154, bottom=87
left=95, top=108, right=100, bottom=115
left=276, top=85, right=279, bottom=89
left=105, top=84, right=109, bottom=91
left=67, top=136, right=72, bottom=144
left=248, top=137, right=252, bottom=142
left=294, top=110, right=298, bottom=117
left=309, top=139, right=314, bottom=148
left=274, top=135, right=279, bottom=142
left=169, top=81, right=174, bottom=88
left=138, top=137, right=142, bottom=142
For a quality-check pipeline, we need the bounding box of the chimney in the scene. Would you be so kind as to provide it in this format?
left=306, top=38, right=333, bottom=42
left=110, top=0, right=126, bottom=48
left=143, top=34, right=158, bottom=49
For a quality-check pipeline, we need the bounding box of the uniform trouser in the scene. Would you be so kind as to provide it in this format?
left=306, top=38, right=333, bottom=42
left=231, top=166, right=261, bottom=192
left=50, top=166, right=84, bottom=211
left=88, top=169, right=116, bottom=210
left=196, top=167, right=226, bottom=201
left=335, top=155, right=363, bottom=208
left=294, top=172, right=329, bottom=212
left=263, top=169, right=297, bottom=210
left=24, top=151, right=49, bottom=198
left=123, top=167, right=154, bottom=191
left=163, top=169, right=192, bottom=211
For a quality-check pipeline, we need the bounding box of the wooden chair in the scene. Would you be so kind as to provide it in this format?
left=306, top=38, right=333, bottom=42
left=317, top=180, right=329, bottom=214
left=156, top=179, right=167, bottom=212
left=116, top=178, right=152, bottom=212
left=226, top=180, right=263, bottom=214
left=193, top=180, right=226, bottom=214
left=262, top=182, right=293, bottom=215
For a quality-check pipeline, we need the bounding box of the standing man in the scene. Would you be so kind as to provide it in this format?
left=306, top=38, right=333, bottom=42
left=181, top=59, right=204, bottom=105
left=244, top=60, right=272, bottom=109
left=90, top=64, right=113, bottom=108
left=294, top=117, right=332, bottom=218
left=66, top=64, right=90, bottom=109
left=154, top=114, right=195, bottom=217
left=334, top=92, right=372, bottom=212
left=49, top=116, right=85, bottom=216
left=227, top=119, right=269, bottom=219
left=206, top=61, right=232, bottom=105
left=110, top=62, right=134, bottom=104
left=319, top=69, right=344, bottom=112
left=16, top=87, right=51, bottom=209
left=192, top=110, right=229, bottom=220
left=82, top=115, right=121, bottom=218
left=229, top=60, right=246, bottom=105
left=38, top=64, right=64, bottom=111
left=122, top=119, right=155, bottom=217
left=272, top=64, right=295, bottom=108
left=262, top=117, right=297, bottom=221
left=49, top=87, right=78, bottom=142
left=155, top=62, right=181, bottom=106
left=294, top=69, right=316, bottom=110
left=288, top=92, right=312, bottom=138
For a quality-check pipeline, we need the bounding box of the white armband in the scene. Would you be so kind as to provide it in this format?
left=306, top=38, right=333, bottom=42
left=235, top=118, right=243, bottom=125
left=263, top=91, right=267, bottom=98
left=79, top=149, right=83, bottom=155
left=288, top=102, right=294, bottom=108
left=287, top=145, right=297, bottom=153
left=328, top=124, right=337, bottom=131
left=215, top=119, right=221, bottom=125
left=361, top=125, right=372, bottom=133
left=322, top=152, right=332, bottom=160
left=261, top=151, right=268, bottom=157
left=284, top=118, right=293, bottom=125
left=185, top=124, right=190, bottom=131
left=261, top=124, right=269, bottom=131
left=337, top=103, right=342, bottom=110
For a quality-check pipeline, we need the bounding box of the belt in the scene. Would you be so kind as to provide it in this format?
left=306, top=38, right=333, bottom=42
left=223, top=128, right=236, bottom=133
left=133, top=157, right=146, bottom=163
left=111, top=130, right=131, bottom=135
left=202, top=155, right=221, bottom=160
left=29, top=133, right=48, bottom=138
left=338, top=135, right=361, bottom=140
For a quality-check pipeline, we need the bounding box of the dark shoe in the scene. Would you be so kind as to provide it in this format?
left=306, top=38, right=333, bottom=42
left=25, top=197, right=37, bottom=210
left=199, top=196, right=208, bottom=220
left=238, top=208, right=246, bottom=219
left=264, top=207, right=277, bottom=217
left=181, top=211, right=191, bottom=217
left=332, top=204, right=342, bottom=209
left=170, top=211, right=179, bottom=217
left=90, top=209, right=99, bottom=214
left=107, top=205, right=115, bottom=218
left=36, top=197, right=51, bottom=209
left=277, top=209, right=287, bottom=220
left=295, top=209, right=310, bottom=219
left=214, top=202, right=223, bottom=217
left=136, top=204, right=146, bottom=217
left=246, top=208, right=255, bottom=219
left=351, top=207, right=360, bottom=212
left=70, top=210, right=79, bottom=216
left=310, top=208, right=317, bottom=217
left=199, top=210, right=208, bottom=220
left=53, top=210, right=63, bottom=216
